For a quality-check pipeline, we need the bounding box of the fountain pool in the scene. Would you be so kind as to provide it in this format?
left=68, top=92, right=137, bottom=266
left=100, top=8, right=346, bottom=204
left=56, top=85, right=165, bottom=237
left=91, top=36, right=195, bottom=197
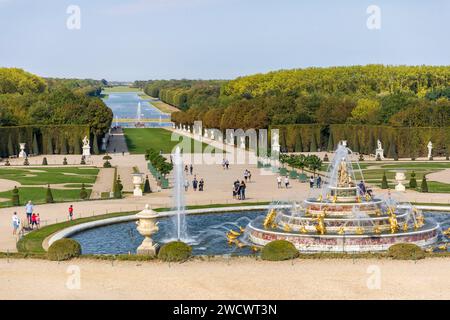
left=70, top=210, right=449, bottom=256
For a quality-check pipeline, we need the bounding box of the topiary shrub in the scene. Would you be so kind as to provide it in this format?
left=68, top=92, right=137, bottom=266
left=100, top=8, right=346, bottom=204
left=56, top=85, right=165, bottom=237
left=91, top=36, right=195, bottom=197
left=279, top=167, right=288, bottom=176
left=143, top=175, right=151, bottom=193
left=376, top=153, right=381, bottom=161
left=23, top=157, right=29, bottom=166
left=42, top=157, right=48, bottom=165
left=261, top=240, right=299, bottom=261
left=158, top=241, right=192, bottom=262
left=381, top=171, right=389, bottom=189
left=409, top=171, right=417, bottom=189
left=103, top=160, right=112, bottom=168
left=103, top=154, right=112, bottom=160
left=47, top=238, right=82, bottom=261
left=359, top=154, right=364, bottom=161
left=420, top=176, right=428, bottom=193
left=387, top=243, right=425, bottom=260
left=11, top=186, right=20, bottom=206
left=80, top=156, right=86, bottom=165
left=46, top=185, right=54, bottom=203
left=79, top=183, right=88, bottom=199
left=63, top=157, right=68, bottom=165
left=323, top=154, right=329, bottom=162
left=4, top=159, right=10, bottom=166
left=289, top=170, right=298, bottom=179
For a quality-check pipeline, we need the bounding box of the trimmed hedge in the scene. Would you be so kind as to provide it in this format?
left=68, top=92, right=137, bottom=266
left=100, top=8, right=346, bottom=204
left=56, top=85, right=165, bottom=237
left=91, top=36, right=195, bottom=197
left=47, top=238, right=82, bottom=261
left=158, top=241, right=192, bottom=262
left=261, top=240, right=299, bottom=261
left=387, top=243, right=425, bottom=260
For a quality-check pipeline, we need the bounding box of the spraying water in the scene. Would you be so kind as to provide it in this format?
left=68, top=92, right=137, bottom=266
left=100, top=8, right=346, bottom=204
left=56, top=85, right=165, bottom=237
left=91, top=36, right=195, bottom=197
left=172, top=146, right=187, bottom=241
left=136, top=102, right=142, bottom=123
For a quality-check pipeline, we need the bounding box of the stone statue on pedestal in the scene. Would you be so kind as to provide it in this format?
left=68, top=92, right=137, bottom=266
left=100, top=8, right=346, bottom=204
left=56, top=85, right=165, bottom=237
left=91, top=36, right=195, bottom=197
left=375, top=139, right=384, bottom=160
left=82, top=136, right=91, bottom=157
left=427, top=141, right=433, bottom=160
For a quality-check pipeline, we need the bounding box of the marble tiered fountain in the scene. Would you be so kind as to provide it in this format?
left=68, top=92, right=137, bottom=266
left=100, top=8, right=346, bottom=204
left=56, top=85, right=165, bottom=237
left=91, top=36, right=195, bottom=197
left=245, top=144, right=440, bottom=253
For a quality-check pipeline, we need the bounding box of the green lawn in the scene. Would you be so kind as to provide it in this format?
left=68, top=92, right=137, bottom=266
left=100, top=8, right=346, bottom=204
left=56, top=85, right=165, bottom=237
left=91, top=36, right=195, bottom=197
left=102, top=86, right=142, bottom=93
left=124, top=128, right=214, bottom=154
left=0, top=187, right=90, bottom=208
left=0, top=167, right=98, bottom=185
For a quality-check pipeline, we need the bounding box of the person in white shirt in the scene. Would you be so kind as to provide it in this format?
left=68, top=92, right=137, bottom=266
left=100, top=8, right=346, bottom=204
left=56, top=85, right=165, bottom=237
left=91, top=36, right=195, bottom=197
left=284, top=176, right=290, bottom=189
left=277, top=176, right=282, bottom=188
left=12, top=212, right=20, bottom=235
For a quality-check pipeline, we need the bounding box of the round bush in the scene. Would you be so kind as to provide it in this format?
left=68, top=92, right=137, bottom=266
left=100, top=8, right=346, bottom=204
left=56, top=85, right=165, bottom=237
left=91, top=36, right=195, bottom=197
left=387, top=243, right=425, bottom=260
left=158, top=241, right=192, bottom=262
left=47, top=239, right=82, bottom=261
left=261, top=240, right=299, bottom=261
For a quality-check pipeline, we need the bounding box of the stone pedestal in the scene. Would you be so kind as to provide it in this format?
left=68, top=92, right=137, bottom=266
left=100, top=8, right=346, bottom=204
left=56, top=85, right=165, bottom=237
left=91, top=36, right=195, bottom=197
left=82, top=145, right=91, bottom=157
left=136, top=205, right=160, bottom=256
left=375, top=148, right=384, bottom=160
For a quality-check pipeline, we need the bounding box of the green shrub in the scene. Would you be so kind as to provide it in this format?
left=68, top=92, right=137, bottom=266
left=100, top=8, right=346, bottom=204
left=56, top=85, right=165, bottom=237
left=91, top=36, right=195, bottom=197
left=409, top=171, right=417, bottom=189
left=279, top=167, right=288, bottom=175
left=143, top=175, right=151, bottom=193
left=47, top=238, right=81, bottom=261
left=261, top=240, right=299, bottom=261
left=158, top=241, right=192, bottom=262
left=4, top=159, right=10, bottom=166
left=103, top=160, right=112, bottom=168
left=381, top=171, right=388, bottom=189
left=42, top=157, right=48, bottom=165
left=289, top=170, right=298, bottom=179
left=23, top=157, right=29, bottom=166
left=420, top=176, right=428, bottom=193
left=63, top=157, right=68, bottom=165
left=387, top=243, right=425, bottom=260
left=358, top=154, right=364, bottom=161
left=80, top=156, right=86, bottom=165
left=11, top=186, right=20, bottom=206
left=79, top=183, right=88, bottom=200
left=103, top=154, right=112, bottom=160
left=323, top=154, right=329, bottom=162
left=46, top=185, right=54, bottom=203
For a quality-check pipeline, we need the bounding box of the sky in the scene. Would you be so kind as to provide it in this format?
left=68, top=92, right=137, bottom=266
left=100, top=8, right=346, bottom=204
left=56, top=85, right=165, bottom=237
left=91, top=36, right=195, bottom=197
left=0, top=0, right=449, bottom=81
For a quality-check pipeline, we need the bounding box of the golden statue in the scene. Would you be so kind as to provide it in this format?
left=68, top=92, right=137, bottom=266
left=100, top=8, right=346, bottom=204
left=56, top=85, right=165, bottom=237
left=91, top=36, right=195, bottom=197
left=299, top=225, right=308, bottom=233
left=317, top=194, right=323, bottom=202
left=337, top=158, right=351, bottom=187
left=388, top=214, right=399, bottom=234
left=373, top=226, right=382, bottom=234
left=263, top=209, right=277, bottom=229
left=283, top=224, right=292, bottom=232
left=337, top=226, right=345, bottom=235
left=402, top=222, right=409, bottom=232
left=416, top=215, right=424, bottom=228
left=355, top=227, right=365, bottom=235
left=315, top=214, right=326, bottom=235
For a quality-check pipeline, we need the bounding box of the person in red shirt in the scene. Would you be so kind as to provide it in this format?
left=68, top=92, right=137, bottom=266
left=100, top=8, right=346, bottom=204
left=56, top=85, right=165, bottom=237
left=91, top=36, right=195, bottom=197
left=69, top=205, right=74, bottom=221
left=31, top=213, right=37, bottom=229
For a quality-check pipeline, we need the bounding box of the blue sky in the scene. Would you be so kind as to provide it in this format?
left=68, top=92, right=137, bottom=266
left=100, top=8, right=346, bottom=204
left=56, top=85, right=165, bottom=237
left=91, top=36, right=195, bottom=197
left=0, top=0, right=448, bottom=81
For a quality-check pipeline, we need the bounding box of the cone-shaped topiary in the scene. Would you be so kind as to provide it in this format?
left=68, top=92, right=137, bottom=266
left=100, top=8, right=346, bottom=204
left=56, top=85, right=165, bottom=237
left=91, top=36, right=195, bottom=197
left=409, top=171, right=417, bottom=189
left=23, top=157, right=29, bottom=166
left=261, top=240, right=299, bottom=261
left=309, top=134, right=317, bottom=152
left=46, top=185, right=54, bottom=203
left=359, top=154, right=364, bottom=161
left=80, top=156, right=86, bottom=165
left=32, top=133, right=39, bottom=155
left=42, top=157, right=48, bottom=165
left=93, top=135, right=99, bottom=155
left=63, top=157, right=68, bottom=165
left=113, top=177, right=122, bottom=199
left=381, top=171, right=389, bottom=189
left=7, top=134, right=14, bottom=157
left=143, top=175, right=151, bottom=193
left=420, top=176, right=428, bottom=193
left=11, top=186, right=20, bottom=206
left=79, top=183, right=88, bottom=200
left=5, top=159, right=10, bottom=166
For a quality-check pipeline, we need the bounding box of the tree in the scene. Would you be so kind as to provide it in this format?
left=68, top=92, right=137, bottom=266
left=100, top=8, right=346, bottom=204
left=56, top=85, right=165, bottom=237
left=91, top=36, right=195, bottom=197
left=46, top=185, right=54, bottom=203
left=60, top=137, right=68, bottom=155
left=143, top=175, right=151, bottom=193
left=92, top=135, right=99, bottom=155
left=306, top=155, right=322, bottom=176
left=7, top=134, right=14, bottom=156
left=79, top=183, right=88, bottom=199
left=309, top=133, right=317, bottom=152
left=350, top=98, right=381, bottom=124
left=113, top=176, right=122, bottom=199
left=420, top=176, right=428, bottom=193
left=46, top=136, right=53, bottom=154
left=294, top=132, right=302, bottom=152
left=11, top=186, right=20, bottom=206
left=327, top=131, right=334, bottom=152
left=381, top=171, right=388, bottom=189
left=409, top=171, right=417, bottom=189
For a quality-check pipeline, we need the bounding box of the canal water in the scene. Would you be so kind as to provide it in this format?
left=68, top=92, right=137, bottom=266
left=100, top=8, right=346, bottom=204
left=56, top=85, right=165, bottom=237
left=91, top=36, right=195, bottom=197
left=102, top=92, right=172, bottom=128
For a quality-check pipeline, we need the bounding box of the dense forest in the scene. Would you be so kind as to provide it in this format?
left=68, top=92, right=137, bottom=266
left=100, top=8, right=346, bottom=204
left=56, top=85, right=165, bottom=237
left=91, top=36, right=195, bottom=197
left=0, top=68, right=112, bottom=135
left=155, top=65, right=450, bottom=130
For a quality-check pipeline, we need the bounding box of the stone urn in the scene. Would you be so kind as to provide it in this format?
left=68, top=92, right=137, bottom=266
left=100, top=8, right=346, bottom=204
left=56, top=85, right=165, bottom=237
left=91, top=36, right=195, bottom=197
left=395, top=171, right=406, bottom=192
left=135, top=204, right=160, bottom=256
left=18, top=143, right=27, bottom=158
left=132, top=173, right=144, bottom=197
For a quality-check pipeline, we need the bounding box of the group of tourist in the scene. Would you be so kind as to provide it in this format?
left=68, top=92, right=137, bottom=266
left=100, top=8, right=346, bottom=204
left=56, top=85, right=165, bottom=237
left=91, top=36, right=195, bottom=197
left=276, top=175, right=290, bottom=188
left=233, top=179, right=246, bottom=200
left=184, top=175, right=205, bottom=192
left=184, top=164, right=194, bottom=175
left=243, top=169, right=252, bottom=182
left=309, top=176, right=322, bottom=189
left=222, top=158, right=230, bottom=170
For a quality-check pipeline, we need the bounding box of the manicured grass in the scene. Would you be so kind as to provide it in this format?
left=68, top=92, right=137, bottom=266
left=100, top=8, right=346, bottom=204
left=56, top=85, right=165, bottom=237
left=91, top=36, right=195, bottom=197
left=124, top=128, right=214, bottom=154
left=0, top=167, right=98, bottom=185
left=0, top=187, right=91, bottom=207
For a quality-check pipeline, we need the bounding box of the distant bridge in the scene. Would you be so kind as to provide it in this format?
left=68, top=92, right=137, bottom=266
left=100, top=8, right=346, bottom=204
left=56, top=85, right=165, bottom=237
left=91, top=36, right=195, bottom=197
left=114, top=118, right=171, bottom=123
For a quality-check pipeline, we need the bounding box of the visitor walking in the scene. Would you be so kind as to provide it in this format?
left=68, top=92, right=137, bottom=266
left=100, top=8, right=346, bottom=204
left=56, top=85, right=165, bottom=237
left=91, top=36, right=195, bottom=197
left=225, top=159, right=229, bottom=170
left=284, top=176, right=290, bottom=189
left=247, top=170, right=252, bottom=182
left=244, top=170, right=249, bottom=182
left=31, top=213, right=37, bottom=229
left=358, top=180, right=366, bottom=195
left=25, top=200, right=33, bottom=225
left=199, top=178, right=204, bottom=191
left=36, top=213, right=41, bottom=229
left=12, top=212, right=20, bottom=235
left=309, top=176, right=314, bottom=189
left=184, top=179, right=190, bottom=191
left=277, top=176, right=282, bottom=188
left=192, top=177, right=198, bottom=191
left=68, top=205, right=74, bottom=221
left=189, top=164, right=193, bottom=175
left=184, top=165, right=189, bottom=175
left=316, top=176, right=322, bottom=188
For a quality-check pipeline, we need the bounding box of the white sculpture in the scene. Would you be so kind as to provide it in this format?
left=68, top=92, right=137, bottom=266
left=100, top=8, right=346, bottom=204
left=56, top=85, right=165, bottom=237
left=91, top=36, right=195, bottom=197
left=375, top=139, right=384, bottom=160
left=135, top=204, right=160, bottom=256
left=132, top=173, right=144, bottom=197
left=272, top=131, right=280, bottom=153
left=229, top=131, right=234, bottom=145
left=18, top=143, right=27, bottom=158
left=240, top=136, right=246, bottom=149
left=82, top=136, right=91, bottom=157
left=395, top=171, right=406, bottom=192
left=427, top=141, right=433, bottom=160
